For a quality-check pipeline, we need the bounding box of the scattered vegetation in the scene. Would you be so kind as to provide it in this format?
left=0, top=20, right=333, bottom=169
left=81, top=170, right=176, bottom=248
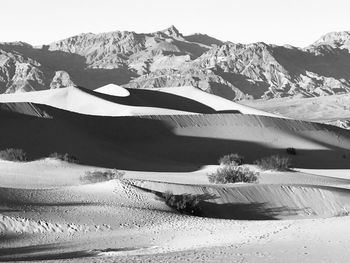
left=0, top=148, right=27, bottom=162
left=208, top=166, right=258, bottom=184
left=335, top=208, right=350, bottom=217
left=163, top=191, right=202, bottom=215
left=286, top=147, right=297, bottom=155
left=218, top=153, right=244, bottom=166
left=49, top=152, right=79, bottom=163
left=255, top=155, right=291, bottom=171
left=80, top=169, right=125, bottom=184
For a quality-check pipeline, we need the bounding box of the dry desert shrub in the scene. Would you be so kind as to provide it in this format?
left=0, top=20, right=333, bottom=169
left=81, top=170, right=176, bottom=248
left=286, top=147, right=297, bottom=155
left=0, top=148, right=27, bottom=162
left=49, top=152, right=79, bottom=163
left=218, top=153, right=244, bottom=166
left=163, top=191, right=202, bottom=215
left=208, top=166, right=258, bottom=184
left=255, top=155, right=291, bottom=171
left=80, top=169, right=125, bottom=184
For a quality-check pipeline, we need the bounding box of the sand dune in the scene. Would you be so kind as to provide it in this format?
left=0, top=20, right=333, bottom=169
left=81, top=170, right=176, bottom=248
left=1, top=159, right=350, bottom=262
left=240, top=93, right=350, bottom=121
left=1, top=85, right=350, bottom=262
left=132, top=180, right=350, bottom=219
left=0, top=158, right=96, bottom=188
left=0, top=84, right=279, bottom=117
left=0, top=85, right=196, bottom=116
left=94, top=84, right=131, bottom=97
left=0, top=102, right=349, bottom=170
left=156, top=86, right=280, bottom=117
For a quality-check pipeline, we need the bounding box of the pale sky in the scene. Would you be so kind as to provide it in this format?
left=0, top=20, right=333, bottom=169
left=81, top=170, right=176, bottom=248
left=0, top=0, right=349, bottom=47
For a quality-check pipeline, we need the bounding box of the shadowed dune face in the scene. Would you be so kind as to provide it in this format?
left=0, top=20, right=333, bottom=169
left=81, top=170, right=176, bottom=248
left=133, top=181, right=350, bottom=220
left=0, top=103, right=350, bottom=171
left=0, top=103, right=52, bottom=118
left=0, top=243, right=98, bottom=261
left=79, top=86, right=217, bottom=114
left=0, top=242, right=144, bottom=261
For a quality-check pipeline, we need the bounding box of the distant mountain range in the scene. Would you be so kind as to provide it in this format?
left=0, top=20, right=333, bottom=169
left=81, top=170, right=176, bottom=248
left=1, top=26, right=350, bottom=100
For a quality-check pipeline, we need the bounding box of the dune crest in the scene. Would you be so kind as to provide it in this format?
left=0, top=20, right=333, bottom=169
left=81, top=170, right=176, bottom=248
left=0, top=85, right=278, bottom=117
left=94, top=84, right=130, bottom=97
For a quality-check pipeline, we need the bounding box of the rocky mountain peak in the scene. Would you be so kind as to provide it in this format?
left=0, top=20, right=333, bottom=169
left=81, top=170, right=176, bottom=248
left=2, top=27, right=350, bottom=101
left=159, top=25, right=183, bottom=38
left=311, top=31, right=350, bottom=49
left=184, top=33, right=224, bottom=47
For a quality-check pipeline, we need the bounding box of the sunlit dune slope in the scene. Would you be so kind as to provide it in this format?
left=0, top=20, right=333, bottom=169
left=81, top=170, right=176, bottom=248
left=155, top=86, right=279, bottom=117
left=0, top=84, right=278, bottom=117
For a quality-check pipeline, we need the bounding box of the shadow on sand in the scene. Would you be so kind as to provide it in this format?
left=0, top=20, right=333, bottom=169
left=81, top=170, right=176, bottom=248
left=199, top=201, right=305, bottom=220
left=130, top=186, right=309, bottom=220
left=79, top=86, right=217, bottom=114
left=0, top=104, right=350, bottom=171
left=0, top=243, right=142, bottom=262
left=0, top=243, right=95, bottom=261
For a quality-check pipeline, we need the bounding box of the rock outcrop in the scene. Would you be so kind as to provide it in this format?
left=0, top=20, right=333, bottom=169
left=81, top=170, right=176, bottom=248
left=0, top=43, right=74, bottom=93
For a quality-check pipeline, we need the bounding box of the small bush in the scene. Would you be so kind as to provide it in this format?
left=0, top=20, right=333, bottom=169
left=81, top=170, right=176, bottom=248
left=80, top=169, right=125, bottom=184
left=49, top=152, right=79, bottom=163
left=207, top=166, right=258, bottom=184
left=255, top=155, right=291, bottom=171
left=0, top=148, right=27, bottom=162
left=218, top=153, right=244, bottom=166
left=163, top=191, right=201, bottom=215
left=335, top=208, right=350, bottom=217
left=286, top=147, right=297, bottom=155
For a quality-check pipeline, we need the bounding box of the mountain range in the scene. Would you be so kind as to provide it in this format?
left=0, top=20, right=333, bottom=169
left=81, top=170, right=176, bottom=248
left=1, top=26, right=350, bottom=100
